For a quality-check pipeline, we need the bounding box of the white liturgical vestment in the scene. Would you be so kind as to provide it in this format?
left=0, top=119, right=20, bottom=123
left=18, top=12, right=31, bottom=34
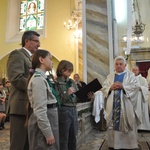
left=102, top=70, right=140, bottom=149
left=135, top=74, right=150, bottom=130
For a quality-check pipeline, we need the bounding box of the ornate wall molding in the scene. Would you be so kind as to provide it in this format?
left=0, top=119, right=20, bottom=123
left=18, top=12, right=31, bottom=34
left=130, top=48, right=150, bottom=61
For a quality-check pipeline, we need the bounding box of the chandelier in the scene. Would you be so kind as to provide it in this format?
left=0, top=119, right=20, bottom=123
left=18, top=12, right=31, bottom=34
left=122, top=34, right=144, bottom=43
left=63, top=10, right=82, bottom=31
left=132, top=0, right=145, bottom=37
left=63, top=0, right=82, bottom=38
left=64, top=20, right=78, bottom=31
left=122, top=0, right=146, bottom=44
left=133, top=21, right=145, bottom=36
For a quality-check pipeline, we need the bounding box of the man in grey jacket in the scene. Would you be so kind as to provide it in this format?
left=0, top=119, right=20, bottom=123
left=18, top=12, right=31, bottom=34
left=7, top=30, right=40, bottom=150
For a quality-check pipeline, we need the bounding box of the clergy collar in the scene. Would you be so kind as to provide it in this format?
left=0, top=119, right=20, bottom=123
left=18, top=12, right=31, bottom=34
left=136, top=74, right=141, bottom=78
left=115, top=69, right=127, bottom=75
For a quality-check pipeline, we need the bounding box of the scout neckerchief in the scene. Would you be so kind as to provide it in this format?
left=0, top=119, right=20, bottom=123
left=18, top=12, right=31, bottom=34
left=65, top=79, right=72, bottom=89
left=46, top=78, right=61, bottom=108
left=65, top=79, right=76, bottom=104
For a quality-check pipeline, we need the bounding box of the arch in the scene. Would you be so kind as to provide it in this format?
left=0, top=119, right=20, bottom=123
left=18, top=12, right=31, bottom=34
left=0, top=51, right=60, bottom=79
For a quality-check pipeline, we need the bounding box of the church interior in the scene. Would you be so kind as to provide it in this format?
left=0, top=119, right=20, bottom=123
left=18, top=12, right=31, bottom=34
left=0, top=0, right=150, bottom=149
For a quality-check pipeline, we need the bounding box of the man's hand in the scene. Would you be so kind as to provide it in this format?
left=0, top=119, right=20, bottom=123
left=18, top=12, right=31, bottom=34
left=110, top=82, right=123, bottom=90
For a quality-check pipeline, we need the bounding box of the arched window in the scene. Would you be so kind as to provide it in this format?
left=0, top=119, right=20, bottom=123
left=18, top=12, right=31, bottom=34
left=6, top=0, right=46, bottom=43
left=20, top=0, right=45, bottom=32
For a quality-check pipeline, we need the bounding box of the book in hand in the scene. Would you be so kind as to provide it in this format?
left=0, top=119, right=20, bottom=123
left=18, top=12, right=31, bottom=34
left=74, top=78, right=102, bottom=102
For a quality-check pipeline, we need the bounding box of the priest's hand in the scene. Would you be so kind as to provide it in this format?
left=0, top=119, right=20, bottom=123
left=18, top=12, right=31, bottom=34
left=110, top=82, right=123, bottom=90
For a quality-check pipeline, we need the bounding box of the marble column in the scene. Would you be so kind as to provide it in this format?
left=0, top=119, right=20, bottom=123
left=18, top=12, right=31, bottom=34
left=86, top=0, right=109, bottom=84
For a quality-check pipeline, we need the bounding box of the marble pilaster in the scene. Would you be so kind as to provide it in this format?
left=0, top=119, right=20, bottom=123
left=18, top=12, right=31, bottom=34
left=86, top=0, right=109, bottom=84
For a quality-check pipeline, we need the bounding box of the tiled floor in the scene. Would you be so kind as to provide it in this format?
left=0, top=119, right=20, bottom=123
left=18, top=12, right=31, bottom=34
left=78, top=129, right=106, bottom=150
left=78, top=129, right=150, bottom=150
left=0, top=122, right=10, bottom=150
left=0, top=122, right=150, bottom=150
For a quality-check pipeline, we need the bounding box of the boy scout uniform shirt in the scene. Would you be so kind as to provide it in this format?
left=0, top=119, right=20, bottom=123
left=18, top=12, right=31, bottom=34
left=55, top=77, right=79, bottom=106
left=27, top=68, right=57, bottom=138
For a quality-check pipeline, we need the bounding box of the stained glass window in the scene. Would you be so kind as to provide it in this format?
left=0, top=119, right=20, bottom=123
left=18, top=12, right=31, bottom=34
left=20, top=0, right=45, bottom=32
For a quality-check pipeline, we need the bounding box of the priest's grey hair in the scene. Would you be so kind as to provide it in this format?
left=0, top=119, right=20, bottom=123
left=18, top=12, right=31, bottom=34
left=114, top=56, right=126, bottom=64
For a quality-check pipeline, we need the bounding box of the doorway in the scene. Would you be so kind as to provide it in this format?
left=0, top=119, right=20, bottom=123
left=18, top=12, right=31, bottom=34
left=136, top=61, right=150, bottom=78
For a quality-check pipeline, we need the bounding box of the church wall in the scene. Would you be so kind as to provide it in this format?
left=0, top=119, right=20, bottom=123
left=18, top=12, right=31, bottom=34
left=0, top=0, right=78, bottom=78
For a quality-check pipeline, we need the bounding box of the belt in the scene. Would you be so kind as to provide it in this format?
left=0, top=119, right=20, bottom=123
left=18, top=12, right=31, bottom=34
left=47, top=103, right=57, bottom=109
left=61, top=105, right=76, bottom=107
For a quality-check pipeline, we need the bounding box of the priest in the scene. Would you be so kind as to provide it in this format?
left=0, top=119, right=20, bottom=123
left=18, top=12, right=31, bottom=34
left=132, top=66, right=150, bottom=131
left=102, top=56, right=141, bottom=150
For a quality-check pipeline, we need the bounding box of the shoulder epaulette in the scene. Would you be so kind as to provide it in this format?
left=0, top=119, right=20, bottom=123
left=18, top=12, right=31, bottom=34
left=57, top=82, right=66, bottom=85
left=34, top=75, right=41, bottom=77
left=34, top=72, right=41, bottom=77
